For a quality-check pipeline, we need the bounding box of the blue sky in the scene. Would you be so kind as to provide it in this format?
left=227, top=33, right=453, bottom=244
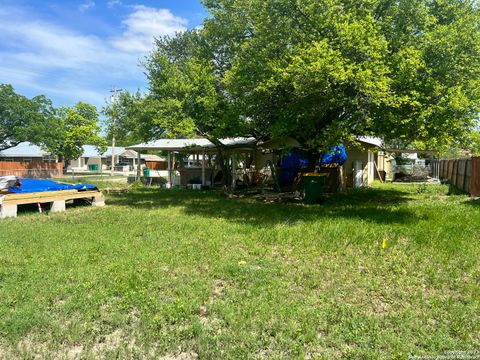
left=0, top=0, right=207, bottom=109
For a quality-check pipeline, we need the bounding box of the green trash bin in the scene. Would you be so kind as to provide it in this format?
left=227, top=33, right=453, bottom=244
left=143, top=167, right=150, bottom=177
left=304, top=173, right=327, bottom=204
left=88, top=164, right=99, bottom=171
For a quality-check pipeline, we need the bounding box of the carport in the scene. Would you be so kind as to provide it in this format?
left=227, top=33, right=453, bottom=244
left=126, top=138, right=256, bottom=187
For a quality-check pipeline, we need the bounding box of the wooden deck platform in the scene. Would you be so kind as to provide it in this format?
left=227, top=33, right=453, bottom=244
left=0, top=189, right=105, bottom=219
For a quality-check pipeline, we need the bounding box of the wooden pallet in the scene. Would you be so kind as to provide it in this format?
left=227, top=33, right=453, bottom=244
left=0, top=190, right=105, bottom=219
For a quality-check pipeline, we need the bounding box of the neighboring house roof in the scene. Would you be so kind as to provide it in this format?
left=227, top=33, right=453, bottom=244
left=120, top=149, right=138, bottom=159
left=0, top=142, right=51, bottom=158
left=0, top=143, right=168, bottom=161
left=81, top=145, right=125, bottom=158
left=80, top=146, right=166, bottom=161
left=127, top=137, right=257, bottom=152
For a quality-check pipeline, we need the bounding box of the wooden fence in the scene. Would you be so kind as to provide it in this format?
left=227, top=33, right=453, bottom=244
left=0, top=161, right=63, bottom=178
left=433, top=157, right=480, bottom=197
left=145, top=161, right=168, bottom=170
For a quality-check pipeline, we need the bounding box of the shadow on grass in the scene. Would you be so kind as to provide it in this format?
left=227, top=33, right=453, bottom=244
left=447, top=184, right=468, bottom=196
left=464, top=197, right=480, bottom=207
left=14, top=198, right=94, bottom=217
left=106, top=186, right=419, bottom=226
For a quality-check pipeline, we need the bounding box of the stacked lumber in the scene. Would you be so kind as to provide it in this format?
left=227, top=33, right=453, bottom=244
left=0, top=189, right=104, bottom=219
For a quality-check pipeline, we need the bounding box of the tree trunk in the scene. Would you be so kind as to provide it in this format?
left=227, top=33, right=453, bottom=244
left=207, top=137, right=230, bottom=189
left=217, top=147, right=229, bottom=189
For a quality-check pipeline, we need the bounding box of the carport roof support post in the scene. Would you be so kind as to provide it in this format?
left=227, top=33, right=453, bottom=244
left=168, top=151, right=171, bottom=186
left=136, top=151, right=141, bottom=180
left=202, top=150, right=206, bottom=186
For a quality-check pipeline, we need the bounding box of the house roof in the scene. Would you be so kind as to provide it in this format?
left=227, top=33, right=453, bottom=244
left=127, top=136, right=386, bottom=153
left=127, top=139, right=211, bottom=152
left=127, top=137, right=256, bottom=152
left=0, top=142, right=51, bottom=157
left=0, top=142, right=168, bottom=161
left=357, top=136, right=383, bottom=147
left=81, top=145, right=125, bottom=158
left=257, top=137, right=302, bottom=149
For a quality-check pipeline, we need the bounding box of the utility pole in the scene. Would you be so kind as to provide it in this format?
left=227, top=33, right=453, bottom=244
left=110, top=87, right=123, bottom=176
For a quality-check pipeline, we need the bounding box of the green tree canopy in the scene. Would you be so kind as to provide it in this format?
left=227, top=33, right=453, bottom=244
left=144, top=30, right=245, bottom=143
left=0, top=84, right=56, bottom=151
left=143, top=0, right=479, bottom=153
left=43, top=102, right=107, bottom=162
left=102, top=90, right=161, bottom=146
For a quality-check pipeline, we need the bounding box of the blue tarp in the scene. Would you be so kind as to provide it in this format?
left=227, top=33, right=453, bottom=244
left=8, top=179, right=97, bottom=194
left=280, top=152, right=309, bottom=186
left=321, top=145, right=347, bottom=165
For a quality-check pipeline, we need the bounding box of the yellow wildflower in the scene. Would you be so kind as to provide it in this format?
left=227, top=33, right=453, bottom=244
left=382, top=238, right=388, bottom=249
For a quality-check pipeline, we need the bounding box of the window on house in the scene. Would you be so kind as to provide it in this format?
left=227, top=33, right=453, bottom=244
left=0, top=157, right=13, bottom=162
left=23, top=158, right=32, bottom=163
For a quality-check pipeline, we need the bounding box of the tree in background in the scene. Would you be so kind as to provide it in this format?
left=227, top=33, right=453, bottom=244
left=0, top=84, right=56, bottom=151
left=102, top=90, right=160, bottom=147
left=43, top=102, right=107, bottom=163
left=141, top=0, right=479, bottom=154
left=1, top=84, right=107, bottom=162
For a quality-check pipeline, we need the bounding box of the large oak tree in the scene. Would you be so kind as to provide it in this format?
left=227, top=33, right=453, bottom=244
left=142, top=0, right=479, bottom=154
left=198, top=0, right=480, bottom=151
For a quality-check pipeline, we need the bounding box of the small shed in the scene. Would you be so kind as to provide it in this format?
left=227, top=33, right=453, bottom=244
left=342, top=137, right=385, bottom=188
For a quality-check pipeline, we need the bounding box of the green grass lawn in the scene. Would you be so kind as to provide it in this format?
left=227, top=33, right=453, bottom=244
left=0, top=183, right=479, bottom=359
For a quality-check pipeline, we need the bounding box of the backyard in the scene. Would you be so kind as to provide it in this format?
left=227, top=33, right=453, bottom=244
left=0, top=183, right=479, bottom=359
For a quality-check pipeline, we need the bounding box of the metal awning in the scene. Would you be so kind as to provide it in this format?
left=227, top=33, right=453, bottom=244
left=127, top=137, right=257, bottom=186
left=126, top=137, right=257, bottom=152
left=383, top=148, right=438, bottom=154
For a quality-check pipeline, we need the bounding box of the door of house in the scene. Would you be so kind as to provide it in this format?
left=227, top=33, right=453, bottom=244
left=354, top=160, right=363, bottom=188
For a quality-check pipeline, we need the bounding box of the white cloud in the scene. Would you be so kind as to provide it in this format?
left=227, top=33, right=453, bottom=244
left=111, top=6, right=188, bottom=53
left=0, top=19, right=121, bottom=70
left=79, top=0, right=95, bottom=12
left=107, top=0, right=122, bottom=8
left=0, top=4, right=189, bottom=108
left=0, top=8, right=141, bottom=107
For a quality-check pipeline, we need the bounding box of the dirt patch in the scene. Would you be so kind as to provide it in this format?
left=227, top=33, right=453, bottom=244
left=198, top=279, right=227, bottom=328
left=159, top=351, right=198, bottom=360
left=66, top=345, right=83, bottom=359
left=15, top=334, right=49, bottom=358
left=212, top=279, right=225, bottom=297
left=92, top=329, right=123, bottom=355
left=0, top=345, right=11, bottom=360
